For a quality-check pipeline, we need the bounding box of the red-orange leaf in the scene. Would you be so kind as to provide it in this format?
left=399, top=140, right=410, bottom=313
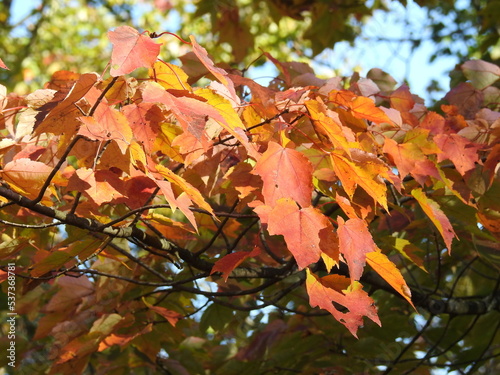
left=366, top=251, right=415, bottom=308
left=78, top=103, right=132, bottom=153
left=337, top=217, right=377, bottom=281
left=108, top=26, right=161, bottom=76
left=67, top=168, right=124, bottom=206
left=142, top=82, right=257, bottom=157
left=211, top=246, right=261, bottom=281
left=264, top=198, right=337, bottom=269
left=142, top=298, right=183, bottom=327
left=98, top=324, right=152, bottom=352
left=434, top=133, right=481, bottom=175
left=330, top=90, right=392, bottom=124
left=306, top=269, right=380, bottom=337
left=383, top=137, right=426, bottom=179
left=411, top=188, right=457, bottom=252
left=252, top=142, right=313, bottom=208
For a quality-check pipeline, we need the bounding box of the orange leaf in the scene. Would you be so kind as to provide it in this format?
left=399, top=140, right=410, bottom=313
left=121, top=102, right=162, bottom=154
left=34, top=73, right=99, bottom=136
left=142, top=298, right=183, bottom=327
left=331, top=153, right=388, bottom=210
left=264, top=198, right=338, bottom=269
left=225, top=162, right=262, bottom=200
left=383, top=137, right=426, bottom=179
left=67, top=168, right=124, bottom=206
left=211, top=247, right=261, bottom=281
left=142, top=82, right=257, bottom=158
left=390, top=85, right=418, bottom=126
left=337, top=217, right=377, bottom=281
left=306, top=269, right=380, bottom=337
left=0, top=158, right=52, bottom=199
left=98, top=324, right=152, bottom=351
left=252, top=142, right=314, bottom=208
left=153, top=179, right=198, bottom=230
left=366, top=251, right=415, bottom=308
left=411, top=188, right=457, bottom=252
left=57, top=313, right=123, bottom=364
left=78, top=102, right=132, bottom=153
left=305, top=98, right=353, bottom=155
left=330, top=90, right=392, bottom=124
left=108, top=26, right=161, bottom=76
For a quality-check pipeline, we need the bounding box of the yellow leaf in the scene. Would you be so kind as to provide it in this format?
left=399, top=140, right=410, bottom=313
left=366, top=251, right=415, bottom=309
left=149, top=61, right=190, bottom=91
left=156, top=164, right=214, bottom=216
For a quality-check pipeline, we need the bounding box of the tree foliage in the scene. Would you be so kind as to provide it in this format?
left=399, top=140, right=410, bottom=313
left=0, top=25, right=499, bottom=374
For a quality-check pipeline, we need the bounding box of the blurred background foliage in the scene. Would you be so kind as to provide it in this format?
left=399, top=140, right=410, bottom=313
left=0, top=0, right=499, bottom=99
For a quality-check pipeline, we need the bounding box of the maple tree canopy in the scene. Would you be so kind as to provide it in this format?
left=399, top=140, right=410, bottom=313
left=0, top=27, right=499, bottom=374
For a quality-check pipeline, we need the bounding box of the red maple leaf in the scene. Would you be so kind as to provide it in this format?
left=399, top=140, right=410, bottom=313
left=108, top=26, right=161, bottom=76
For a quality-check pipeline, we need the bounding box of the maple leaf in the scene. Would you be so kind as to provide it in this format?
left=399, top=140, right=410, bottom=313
left=98, top=324, right=152, bottom=352
left=155, top=164, right=214, bottom=216
left=306, top=269, right=380, bottom=337
left=330, top=90, right=392, bottom=124
left=211, top=246, right=261, bottom=281
left=142, top=82, right=258, bottom=158
left=337, top=217, right=378, bottom=281
left=31, top=239, right=102, bottom=278
left=366, top=251, right=415, bottom=308
left=259, top=198, right=338, bottom=270
left=305, top=98, right=353, bottom=155
left=149, top=61, right=190, bottom=90
left=57, top=313, right=124, bottom=364
left=383, top=137, right=426, bottom=179
left=97, top=76, right=129, bottom=104
left=67, top=168, right=125, bottom=206
left=141, top=82, right=209, bottom=144
left=108, top=26, right=161, bottom=76
left=228, top=73, right=278, bottom=117
left=0, top=158, right=52, bottom=199
left=411, top=188, right=458, bottom=252
left=225, top=162, right=263, bottom=200
left=33, top=73, right=99, bottom=136
left=420, top=111, right=446, bottom=135
left=78, top=104, right=133, bottom=153
left=252, top=142, right=314, bottom=208
left=45, top=275, right=95, bottom=313
left=330, top=152, right=388, bottom=210
left=434, top=133, right=481, bottom=175
left=121, top=102, right=162, bottom=154
left=142, top=298, right=183, bottom=326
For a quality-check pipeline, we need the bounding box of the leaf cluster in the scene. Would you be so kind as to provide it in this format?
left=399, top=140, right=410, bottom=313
left=0, top=26, right=499, bottom=374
